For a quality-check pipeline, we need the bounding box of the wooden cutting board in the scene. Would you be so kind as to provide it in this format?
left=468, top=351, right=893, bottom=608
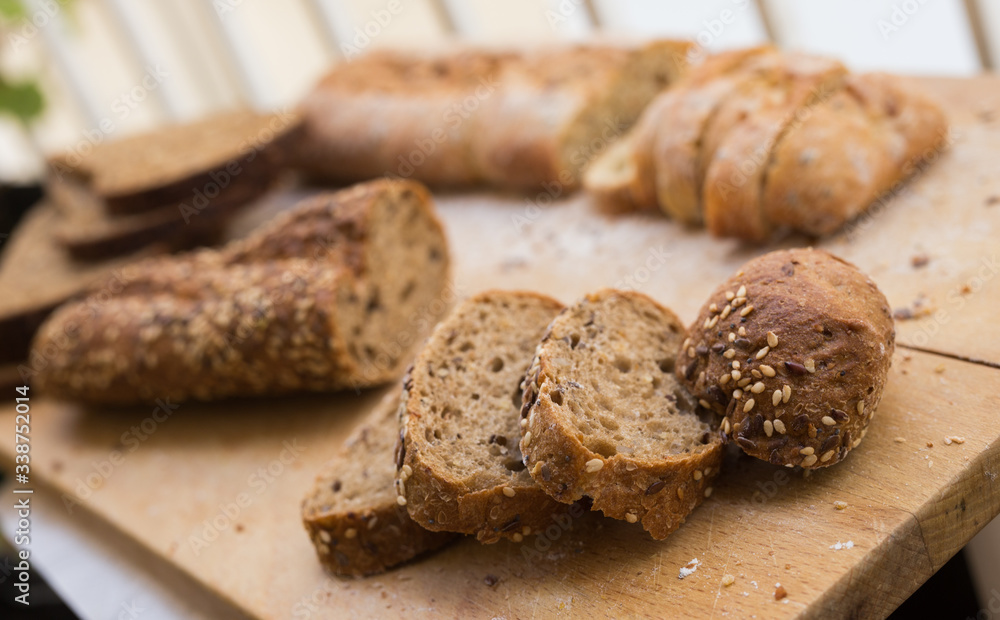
left=1, top=76, right=999, bottom=619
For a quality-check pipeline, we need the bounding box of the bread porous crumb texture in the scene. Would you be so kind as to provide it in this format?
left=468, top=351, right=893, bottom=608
left=302, top=389, right=456, bottom=576
left=520, top=289, right=723, bottom=540
left=33, top=179, right=450, bottom=404
left=677, top=248, right=894, bottom=468
left=397, top=290, right=567, bottom=543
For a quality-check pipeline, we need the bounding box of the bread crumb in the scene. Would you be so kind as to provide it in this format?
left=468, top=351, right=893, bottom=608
left=483, top=574, right=500, bottom=587
left=833, top=501, right=848, bottom=510
left=944, top=436, right=965, bottom=445
left=722, top=574, right=735, bottom=587
left=774, top=584, right=788, bottom=600
left=926, top=441, right=934, bottom=448
left=911, top=253, right=930, bottom=268
left=894, top=437, right=906, bottom=443
left=934, top=364, right=946, bottom=373
left=678, top=558, right=700, bottom=579
left=785, top=563, right=791, bottom=570
left=830, top=541, right=854, bottom=551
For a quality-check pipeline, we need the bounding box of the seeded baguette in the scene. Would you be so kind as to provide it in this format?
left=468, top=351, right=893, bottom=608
left=396, top=290, right=567, bottom=543
left=676, top=249, right=894, bottom=468
left=519, top=289, right=723, bottom=540
left=290, top=41, right=691, bottom=192
left=303, top=388, right=456, bottom=576
left=32, top=180, right=451, bottom=404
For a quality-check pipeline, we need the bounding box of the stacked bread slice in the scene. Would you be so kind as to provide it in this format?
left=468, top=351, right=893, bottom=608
left=288, top=41, right=691, bottom=192
left=304, top=249, right=894, bottom=575
left=585, top=47, right=948, bottom=240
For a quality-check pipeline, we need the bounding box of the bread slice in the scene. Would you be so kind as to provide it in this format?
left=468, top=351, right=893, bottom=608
left=396, top=290, right=567, bottom=543
left=302, top=388, right=456, bottom=576
left=519, top=289, right=723, bottom=540
left=32, top=180, right=451, bottom=404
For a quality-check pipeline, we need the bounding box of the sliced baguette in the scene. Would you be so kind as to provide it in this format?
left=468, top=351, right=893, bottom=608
left=396, top=290, right=567, bottom=543
left=302, top=388, right=456, bottom=576
left=519, top=289, right=723, bottom=540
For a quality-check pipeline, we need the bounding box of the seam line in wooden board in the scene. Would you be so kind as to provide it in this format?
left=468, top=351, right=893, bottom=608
left=898, top=343, right=1000, bottom=371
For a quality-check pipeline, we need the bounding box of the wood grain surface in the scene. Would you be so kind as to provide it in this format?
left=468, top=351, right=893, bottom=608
left=0, top=76, right=998, bottom=619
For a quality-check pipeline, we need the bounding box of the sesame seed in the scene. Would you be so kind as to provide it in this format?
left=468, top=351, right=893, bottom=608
left=820, top=450, right=835, bottom=462
left=760, top=364, right=775, bottom=377
left=503, top=486, right=516, bottom=497
left=726, top=291, right=735, bottom=301
left=723, top=418, right=732, bottom=434
left=767, top=332, right=778, bottom=348
left=704, top=487, right=713, bottom=498
left=731, top=370, right=741, bottom=381
left=782, top=385, right=791, bottom=403
left=821, top=416, right=836, bottom=426
left=732, top=297, right=746, bottom=308
left=857, top=401, right=864, bottom=416
left=728, top=332, right=736, bottom=342
left=368, top=516, right=378, bottom=529
left=345, top=528, right=357, bottom=539
left=764, top=420, right=774, bottom=437
left=710, top=303, right=718, bottom=313
left=694, top=470, right=703, bottom=481
left=802, top=454, right=818, bottom=467
left=751, top=381, right=766, bottom=394
left=756, top=346, right=770, bottom=359
left=682, top=338, right=691, bottom=350
left=738, top=378, right=751, bottom=388
left=773, top=419, right=787, bottom=434
left=688, top=346, right=696, bottom=358
left=401, top=464, right=413, bottom=477
left=626, top=513, right=638, bottom=523
left=743, top=399, right=755, bottom=413
left=699, top=399, right=712, bottom=409
left=733, top=389, right=744, bottom=399
left=512, top=533, right=523, bottom=542
left=732, top=361, right=741, bottom=370
left=520, top=418, right=528, bottom=428
left=396, top=496, right=407, bottom=506
left=804, top=359, right=816, bottom=373
left=724, top=349, right=736, bottom=359
left=720, top=305, right=732, bottom=319
left=740, top=305, right=754, bottom=317
left=738, top=326, right=747, bottom=337
left=751, top=369, right=762, bottom=379
left=319, top=530, right=332, bottom=543
left=677, top=487, right=685, bottom=500
left=852, top=438, right=862, bottom=448
left=737, top=285, right=747, bottom=297
left=772, top=390, right=782, bottom=406
left=708, top=315, right=719, bottom=329
left=800, top=447, right=815, bottom=456
left=585, top=458, right=604, bottom=473
left=719, top=374, right=731, bottom=386
left=703, top=317, right=712, bottom=329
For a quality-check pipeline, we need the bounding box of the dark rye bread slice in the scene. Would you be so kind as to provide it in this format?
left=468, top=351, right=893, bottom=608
left=32, top=180, right=451, bottom=404
left=396, top=290, right=567, bottom=543
left=302, top=388, right=456, bottom=576
left=519, top=289, right=723, bottom=540
left=676, top=249, right=894, bottom=468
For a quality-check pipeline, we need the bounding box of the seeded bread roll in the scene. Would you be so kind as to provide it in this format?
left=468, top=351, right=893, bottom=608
left=519, top=289, right=723, bottom=540
left=302, top=388, right=456, bottom=576
left=676, top=249, right=894, bottom=468
left=32, top=180, right=451, bottom=404
left=395, top=290, right=567, bottom=543
left=290, top=41, right=691, bottom=192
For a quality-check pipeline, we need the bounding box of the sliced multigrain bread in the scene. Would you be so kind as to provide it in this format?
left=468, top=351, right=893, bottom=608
left=519, top=289, right=723, bottom=540
left=676, top=249, right=894, bottom=468
left=32, top=180, right=451, bottom=404
left=303, top=388, right=456, bottom=576
left=395, top=290, right=567, bottom=543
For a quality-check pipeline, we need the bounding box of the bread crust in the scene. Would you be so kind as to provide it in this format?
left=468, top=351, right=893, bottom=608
left=676, top=249, right=894, bottom=468
left=519, top=289, right=724, bottom=540
left=396, top=290, right=568, bottom=543
left=302, top=389, right=456, bottom=576
left=32, top=179, right=450, bottom=404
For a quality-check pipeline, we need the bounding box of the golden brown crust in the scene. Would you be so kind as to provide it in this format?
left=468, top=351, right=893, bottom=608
left=397, top=290, right=568, bottom=543
left=676, top=249, right=894, bottom=468
left=32, top=180, right=451, bottom=404
left=302, top=389, right=456, bottom=577
left=519, top=289, right=724, bottom=540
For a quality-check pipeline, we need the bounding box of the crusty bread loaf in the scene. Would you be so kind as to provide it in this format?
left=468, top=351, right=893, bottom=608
left=583, top=48, right=947, bottom=240
left=302, top=388, right=456, bottom=576
left=395, top=290, right=567, bottom=543
left=519, top=289, right=723, bottom=540
left=47, top=110, right=298, bottom=260
left=676, top=249, right=894, bottom=468
left=32, top=179, right=451, bottom=404
left=289, top=41, right=691, bottom=192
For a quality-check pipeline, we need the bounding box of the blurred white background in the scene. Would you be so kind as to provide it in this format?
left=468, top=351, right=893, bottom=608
left=0, top=0, right=997, bottom=183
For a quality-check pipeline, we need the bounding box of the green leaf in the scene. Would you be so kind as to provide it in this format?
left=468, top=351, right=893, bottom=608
left=0, top=0, right=26, bottom=21
left=0, top=79, right=44, bottom=123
